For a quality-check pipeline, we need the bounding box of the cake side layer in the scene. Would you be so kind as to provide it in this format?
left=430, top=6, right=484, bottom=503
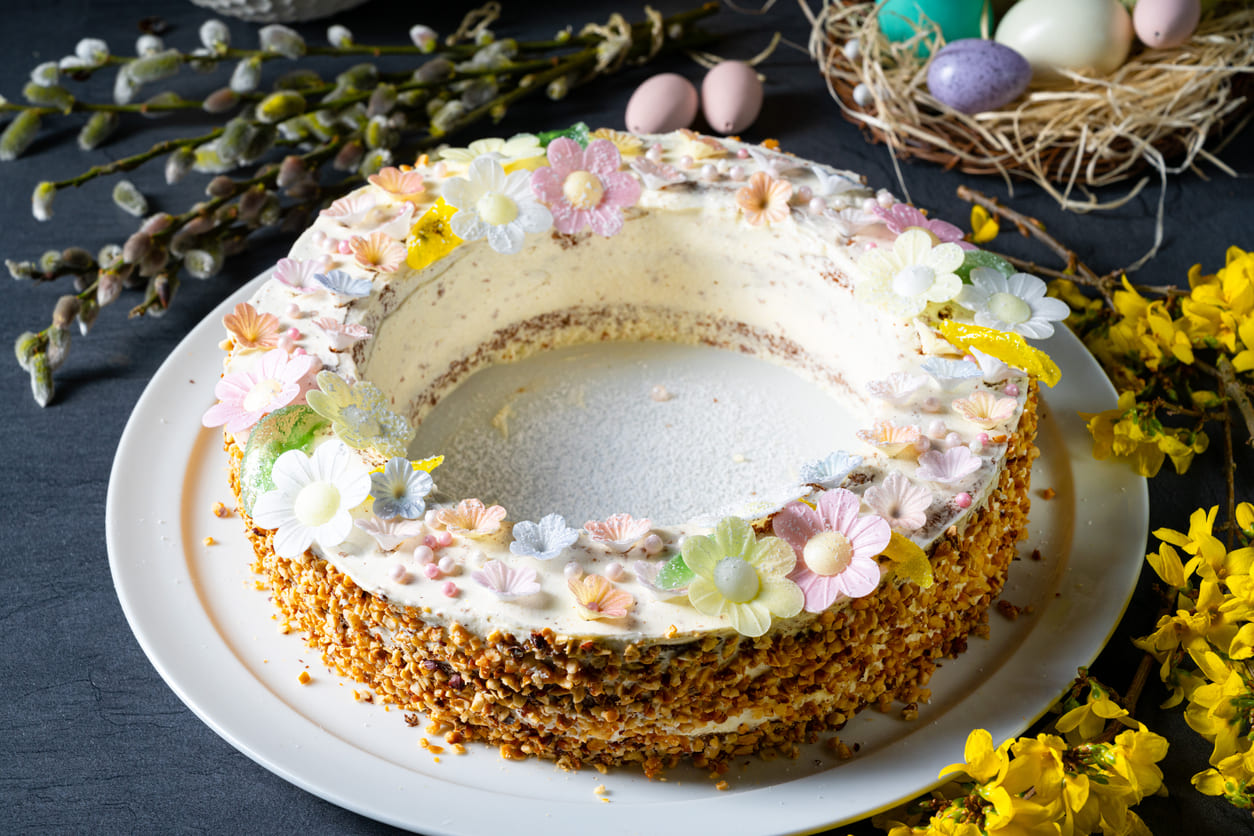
left=230, top=386, right=1039, bottom=776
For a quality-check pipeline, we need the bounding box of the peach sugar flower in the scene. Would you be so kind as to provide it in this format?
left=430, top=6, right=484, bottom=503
left=222, top=302, right=280, bottom=351
left=367, top=166, right=426, bottom=202
left=436, top=498, right=507, bottom=538
left=735, top=171, right=792, bottom=226
left=568, top=573, right=635, bottom=620
left=350, top=231, right=406, bottom=273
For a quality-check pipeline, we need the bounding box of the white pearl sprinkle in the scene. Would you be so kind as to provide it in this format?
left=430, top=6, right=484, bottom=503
left=808, top=197, right=827, bottom=214
left=728, top=165, right=746, bottom=181
left=605, top=562, right=624, bottom=581
left=564, top=560, right=582, bottom=580
left=795, top=185, right=812, bottom=202
left=700, top=163, right=718, bottom=182
left=646, top=144, right=663, bottom=163
left=413, top=545, right=434, bottom=565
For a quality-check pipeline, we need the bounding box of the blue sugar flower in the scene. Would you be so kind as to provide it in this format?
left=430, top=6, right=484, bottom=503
left=799, top=450, right=863, bottom=489
left=370, top=457, right=434, bottom=520
left=311, top=269, right=372, bottom=298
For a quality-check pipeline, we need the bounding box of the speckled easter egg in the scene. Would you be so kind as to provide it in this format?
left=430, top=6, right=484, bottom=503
left=927, top=39, right=1031, bottom=114
left=625, top=73, right=699, bottom=134
left=701, top=61, right=764, bottom=135
left=1134, top=0, right=1201, bottom=48
left=995, top=0, right=1133, bottom=80
left=876, top=0, right=985, bottom=55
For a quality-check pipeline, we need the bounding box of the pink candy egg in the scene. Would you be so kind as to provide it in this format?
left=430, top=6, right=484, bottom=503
left=700, top=61, right=764, bottom=134
left=1133, top=0, right=1201, bottom=49
left=625, top=73, right=698, bottom=134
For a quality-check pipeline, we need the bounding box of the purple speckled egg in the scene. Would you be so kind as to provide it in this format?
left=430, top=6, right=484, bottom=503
left=927, top=39, right=1032, bottom=115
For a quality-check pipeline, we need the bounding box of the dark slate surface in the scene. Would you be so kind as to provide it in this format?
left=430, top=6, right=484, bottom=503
left=1, top=1, right=1251, bottom=833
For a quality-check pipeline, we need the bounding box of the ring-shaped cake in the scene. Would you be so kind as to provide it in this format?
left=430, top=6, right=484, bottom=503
left=205, top=128, right=1063, bottom=775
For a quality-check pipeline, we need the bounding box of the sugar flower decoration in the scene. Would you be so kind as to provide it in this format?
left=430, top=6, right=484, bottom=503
left=957, top=268, right=1070, bottom=339
left=809, top=165, right=862, bottom=197
left=438, top=133, right=546, bottom=174
left=530, top=138, right=641, bottom=238
left=921, top=357, right=985, bottom=389
left=369, top=457, right=435, bottom=520
left=856, top=420, right=922, bottom=457
left=854, top=228, right=964, bottom=317
left=865, top=372, right=928, bottom=405
left=202, top=349, right=318, bottom=434
left=305, top=370, right=413, bottom=458
left=568, top=573, right=635, bottom=620
left=406, top=197, right=462, bottom=271
left=633, top=560, right=688, bottom=599
left=355, top=515, right=425, bottom=551
left=272, top=256, right=327, bottom=291
left=584, top=513, right=652, bottom=552
left=474, top=560, right=541, bottom=600
left=367, top=166, right=425, bottom=202
left=872, top=202, right=975, bottom=250
left=322, top=192, right=376, bottom=221
left=350, top=232, right=406, bottom=273
left=628, top=157, right=685, bottom=190
left=952, top=390, right=1018, bottom=430
left=678, top=129, right=726, bottom=159
left=916, top=446, right=982, bottom=484
left=251, top=441, right=371, bottom=559
left=222, top=302, right=280, bottom=352
left=311, top=269, right=373, bottom=299
left=799, top=450, right=864, bottom=489
left=509, top=513, right=581, bottom=560
left=736, top=171, right=793, bottom=226
left=681, top=516, right=804, bottom=638
left=772, top=489, right=889, bottom=613
left=312, top=318, right=371, bottom=351
left=863, top=472, right=932, bottom=533
left=590, top=127, right=644, bottom=157
left=443, top=156, right=552, bottom=255
left=970, top=347, right=1015, bottom=383
left=437, top=498, right=507, bottom=538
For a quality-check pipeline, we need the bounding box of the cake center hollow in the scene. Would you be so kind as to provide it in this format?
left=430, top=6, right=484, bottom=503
left=406, top=342, right=864, bottom=524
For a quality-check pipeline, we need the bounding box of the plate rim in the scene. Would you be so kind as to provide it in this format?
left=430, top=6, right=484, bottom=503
left=106, top=272, right=1148, bottom=835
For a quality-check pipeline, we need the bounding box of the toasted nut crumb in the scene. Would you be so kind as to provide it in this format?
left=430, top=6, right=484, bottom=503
left=715, top=780, right=729, bottom=791
left=202, top=536, right=216, bottom=546
left=594, top=784, right=607, bottom=795
left=297, top=671, right=311, bottom=685
left=212, top=502, right=232, bottom=518
left=433, top=756, right=441, bottom=763
left=996, top=600, right=1021, bottom=620
left=452, top=743, right=466, bottom=755
left=1040, top=487, right=1056, bottom=500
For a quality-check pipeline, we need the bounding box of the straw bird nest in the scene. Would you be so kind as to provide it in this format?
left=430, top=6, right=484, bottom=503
left=805, top=1, right=1254, bottom=210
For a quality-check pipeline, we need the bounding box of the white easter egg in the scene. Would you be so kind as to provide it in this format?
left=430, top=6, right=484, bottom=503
left=994, top=0, right=1134, bottom=81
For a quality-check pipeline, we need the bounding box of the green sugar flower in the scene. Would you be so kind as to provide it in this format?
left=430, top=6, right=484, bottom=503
left=681, top=516, right=803, bottom=638
left=305, top=370, right=413, bottom=458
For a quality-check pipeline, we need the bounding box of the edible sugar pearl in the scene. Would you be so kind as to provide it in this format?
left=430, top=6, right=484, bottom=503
left=794, top=185, right=812, bottom=203
left=433, top=161, right=447, bottom=177
left=927, top=420, right=948, bottom=439
left=423, top=563, right=442, bottom=580
left=646, top=143, right=663, bottom=162
left=286, top=327, right=301, bottom=341
left=736, top=148, right=749, bottom=159
left=808, top=197, right=827, bottom=214
left=285, top=303, right=301, bottom=318
left=728, top=165, right=746, bottom=181
left=921, top=396, right=942, bottom=413
left=1003, top=383, right=1020, bottom=397
left=277, top=335, right=294, bottom=353
left=438, top=556, right=458, bottom=575
left=642, top=534, right=663, bottom=555
left=861, top=197, right=879, bottom=213
left=977, top=432, right=991, bottom=447
left=699, top=163, right=718, bottom=182
left=943, top=432, right=963, bottom=450
left=441, top=581, right=458, bottom=598
left=310, top=230, right=326, bottom=248
left=390, top=564, right=410, bottom=584
left=413, top=545, right=434, bottom=565
left=679, top=155, right=694, bottom=170
left=955, top=492, right=973, bottom=509
left=605, top=562, right=624, bottom=582
left=564, top=560, right=582, bottom=580
left=912, top=436, right=931, bottom=454
left=876, top=189, right=895, bottom=207
left=436, top=531, right=453, bottom=548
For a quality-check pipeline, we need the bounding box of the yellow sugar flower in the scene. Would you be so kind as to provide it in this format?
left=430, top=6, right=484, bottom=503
left=591, top=127, right=644, bottom=157
left=406, top=197, right=462, bottom=271
left=681, top=516, right=803, bottom=637
left=938, top=320, right=1061, bottom=387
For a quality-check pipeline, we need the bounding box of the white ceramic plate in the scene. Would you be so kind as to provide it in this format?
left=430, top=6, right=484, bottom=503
left=107, top=272, right=1147, bottom=835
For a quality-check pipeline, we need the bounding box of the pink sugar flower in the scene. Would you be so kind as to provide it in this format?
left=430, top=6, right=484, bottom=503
left=436, top=498, right=507, bottom=538
left=272, top=256, right=327, bottom=292
left=772, top=489, right=888, bottom=613
left=202, top=349, right=318, bottom=433
left=530, top=138, right=641, bottom=238
left=915, top=446, right=982, bottom=484
left=568, top=573, right=635, bottom=620
left=863, top=472, right=933, bottom=533
left=584, top=513, right=652, bottom=552
left=367, top=166, right=425, bottom=202
left=872, top=203, right=975, bottom=250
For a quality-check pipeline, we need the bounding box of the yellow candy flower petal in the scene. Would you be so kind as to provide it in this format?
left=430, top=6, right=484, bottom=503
left=881, top=531, right=933, bottom=589
left=406, top=197, right=462, bottom=271
left=938, top=320, right=1062, bottom=387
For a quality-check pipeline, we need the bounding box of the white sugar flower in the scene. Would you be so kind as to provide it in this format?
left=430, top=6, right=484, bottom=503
left=443, top=156, right=552, bottom=255
left=921, top=357, right=984, bottom=390
left=952, top=390, right=1018, bottom=430
left=863, top=472, right=932, bottom=533
left=798, top=451, right=863, bottom=489
left=355, top=515, right=426, bottom=551
left=509, top=513, right=581, bottom=560
left=915, top=446, right=982, bottom=484
left=866, top=372, right=928, bottom=405
left=854, top=228, right=964, bottom=317
left=969, top=347, right=1015, bottom=383
left=957, top=268, right=1070, bottom=339
left=473, top=560, right=541, bottom=599
left=252, top=441, right=372, bottom=558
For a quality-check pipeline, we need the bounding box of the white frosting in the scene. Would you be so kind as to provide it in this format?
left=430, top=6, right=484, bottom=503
left=221, top=131, right=1030, bottom=646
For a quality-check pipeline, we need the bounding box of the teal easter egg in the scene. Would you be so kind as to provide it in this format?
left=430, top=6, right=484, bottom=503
left=239, top=404, right=330, bottom=515
left=876, top=0, right=987, bottom=55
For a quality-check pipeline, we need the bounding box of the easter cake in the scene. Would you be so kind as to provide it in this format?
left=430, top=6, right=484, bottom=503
left=204, top=127, right=1064, bottom=775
